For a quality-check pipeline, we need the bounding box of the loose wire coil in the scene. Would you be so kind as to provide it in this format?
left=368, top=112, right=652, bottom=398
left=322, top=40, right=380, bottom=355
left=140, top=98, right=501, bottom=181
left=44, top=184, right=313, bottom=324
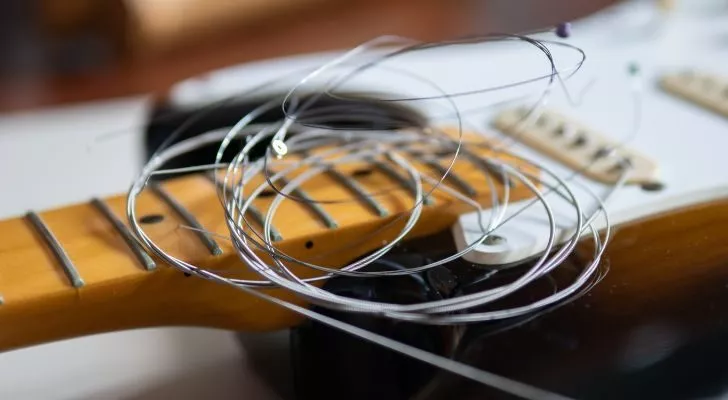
left=126, top=31, right=640, bottom=399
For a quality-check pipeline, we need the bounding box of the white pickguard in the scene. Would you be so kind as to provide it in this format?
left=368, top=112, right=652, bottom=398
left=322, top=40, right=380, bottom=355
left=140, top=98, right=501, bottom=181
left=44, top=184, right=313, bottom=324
left=168, top=0, right=728, bottom=265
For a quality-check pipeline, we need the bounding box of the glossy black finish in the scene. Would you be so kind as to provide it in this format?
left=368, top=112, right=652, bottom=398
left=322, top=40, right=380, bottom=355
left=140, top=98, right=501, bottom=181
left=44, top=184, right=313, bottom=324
left=291, top=250, right=452, bottom=400
left=144, top=93, right=425, bottom=172
left=293, top=225, right=728, bottom=400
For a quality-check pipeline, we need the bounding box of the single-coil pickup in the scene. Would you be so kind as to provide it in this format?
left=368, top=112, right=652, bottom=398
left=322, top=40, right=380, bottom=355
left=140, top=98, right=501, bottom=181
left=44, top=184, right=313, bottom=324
left=493, top=108, right=658, bottom=185
left=660, top=71, right=728, bottom=118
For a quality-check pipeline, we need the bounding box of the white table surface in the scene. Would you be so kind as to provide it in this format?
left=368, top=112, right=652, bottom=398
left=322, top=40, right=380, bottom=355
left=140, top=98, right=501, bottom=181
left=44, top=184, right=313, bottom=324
left=0, top=97, right=289, bottom=400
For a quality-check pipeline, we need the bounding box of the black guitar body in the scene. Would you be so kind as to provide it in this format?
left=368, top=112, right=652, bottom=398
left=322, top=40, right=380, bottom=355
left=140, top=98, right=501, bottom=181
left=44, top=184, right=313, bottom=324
left=145, top=95, right=728, bottom=400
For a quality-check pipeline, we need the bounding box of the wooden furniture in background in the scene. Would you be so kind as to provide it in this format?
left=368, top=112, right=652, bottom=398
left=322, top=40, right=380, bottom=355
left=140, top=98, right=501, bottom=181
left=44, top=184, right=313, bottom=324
left=0, top=0, right=618, bottom=112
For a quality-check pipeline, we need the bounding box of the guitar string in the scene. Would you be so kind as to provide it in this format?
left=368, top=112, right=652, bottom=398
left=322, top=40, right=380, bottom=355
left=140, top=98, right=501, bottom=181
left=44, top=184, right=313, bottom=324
left=127, top=131, right=581, bottom=400
left=125, top=29, right=634, bottom=399
left=233, top=147, right=615, bottom=319
left=125, top=127, right=603, bottom=400
left=214, top=31, right=579, bottom=276
left=217, top=31, right=610, bottom=303
left=127, top=29, right=608, bottom=392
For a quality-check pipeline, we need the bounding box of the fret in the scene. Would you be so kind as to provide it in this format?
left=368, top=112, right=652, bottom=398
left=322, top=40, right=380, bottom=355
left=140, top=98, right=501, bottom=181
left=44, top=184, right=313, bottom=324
left=91, top=198, right=156, bottom=271
left=404, top=150, right=477, bottom=197
left=298, top=149, right=389, bottom=217
left=203, top=172, right=283, bottom=241
left=459, top=147, right=513, bottom=187
left=239, top=201, right=284, bottom=242
left=25, top=211, right=84, bottom=288
left=323, top=168, right=390, bottom=217
left=149, top=182, right=223, bottom=256
left=274, top=175, right=339, bottom=229
left=393, top=136, right=510, bottom=187
left=369, top=158, right=436, bottom=205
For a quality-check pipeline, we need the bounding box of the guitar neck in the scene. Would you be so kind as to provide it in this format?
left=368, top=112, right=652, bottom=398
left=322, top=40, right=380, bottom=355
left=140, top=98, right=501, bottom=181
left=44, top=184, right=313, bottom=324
left=0, top=138, right=535, bottom=351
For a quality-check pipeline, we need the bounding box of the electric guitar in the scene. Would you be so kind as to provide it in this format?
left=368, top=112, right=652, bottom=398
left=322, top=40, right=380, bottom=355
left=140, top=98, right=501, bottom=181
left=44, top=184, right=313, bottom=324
left=1, top=1, right=727, bottom=399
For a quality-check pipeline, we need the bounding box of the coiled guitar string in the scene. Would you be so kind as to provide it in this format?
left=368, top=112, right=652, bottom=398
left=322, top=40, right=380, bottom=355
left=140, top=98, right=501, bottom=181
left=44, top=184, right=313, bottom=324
left=224, top=34, right=615, bottom=317
left=221, top=33, right=573, bottom=282
left=126, top=31, right=634, bottom=399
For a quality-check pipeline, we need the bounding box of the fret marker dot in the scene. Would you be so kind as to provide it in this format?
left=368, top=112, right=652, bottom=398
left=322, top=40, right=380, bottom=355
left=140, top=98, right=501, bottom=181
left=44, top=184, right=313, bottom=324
left=352, top=168, right=373, bottom=178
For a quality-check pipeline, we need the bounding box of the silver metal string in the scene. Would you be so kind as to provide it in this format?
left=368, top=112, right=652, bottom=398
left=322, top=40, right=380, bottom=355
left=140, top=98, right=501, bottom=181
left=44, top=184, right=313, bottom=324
left=124, top=31, right=641, bottom=399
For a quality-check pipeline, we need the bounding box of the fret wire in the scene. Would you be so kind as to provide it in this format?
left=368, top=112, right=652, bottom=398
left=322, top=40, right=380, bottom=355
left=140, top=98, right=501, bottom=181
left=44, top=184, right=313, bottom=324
left=203, top=172, right=283, bottom=242
left=324, top=168, right=390, bottom=217
left=298, top=149, right=389, bottom=218
left=149, top=182, right=223, bottom=256
left=240, top=201, right=284, bottom=242
left=273, top=174, right=339, bottom=229
left=403, top=149, right=477, bottom=197
left=91, top=198, right=157, bottom=271
left=369, top=158, right=435, bottom=205
left=25, top=211, right=84, bottom=288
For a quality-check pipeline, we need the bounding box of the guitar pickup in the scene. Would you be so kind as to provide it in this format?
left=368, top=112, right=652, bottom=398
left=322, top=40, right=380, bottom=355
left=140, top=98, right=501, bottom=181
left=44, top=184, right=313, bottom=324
left=492, top=108, right=658, bottom=185
left=660, top=71, right=728, bottom=118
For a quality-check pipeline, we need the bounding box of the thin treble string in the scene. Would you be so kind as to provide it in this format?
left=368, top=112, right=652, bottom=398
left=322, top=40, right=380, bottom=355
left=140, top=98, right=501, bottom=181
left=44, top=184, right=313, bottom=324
left=126, top=31, right=616, bottom=399
left=127, top=38, right=611, bottom=323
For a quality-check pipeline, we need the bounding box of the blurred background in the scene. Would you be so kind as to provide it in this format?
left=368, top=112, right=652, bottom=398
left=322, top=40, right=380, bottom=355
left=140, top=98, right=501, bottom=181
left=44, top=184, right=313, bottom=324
left=0, top=0, right=617, bottom=111
left=0, top=1, right=624, bottom=399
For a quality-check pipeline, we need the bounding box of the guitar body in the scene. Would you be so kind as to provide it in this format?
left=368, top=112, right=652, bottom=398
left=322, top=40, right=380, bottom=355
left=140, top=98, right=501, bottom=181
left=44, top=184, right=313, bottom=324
left=290, top=198, right=728, bottom=400
left=1, top=1, right=728, bottom=399
left=442, top=198, right=728, bottom=399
